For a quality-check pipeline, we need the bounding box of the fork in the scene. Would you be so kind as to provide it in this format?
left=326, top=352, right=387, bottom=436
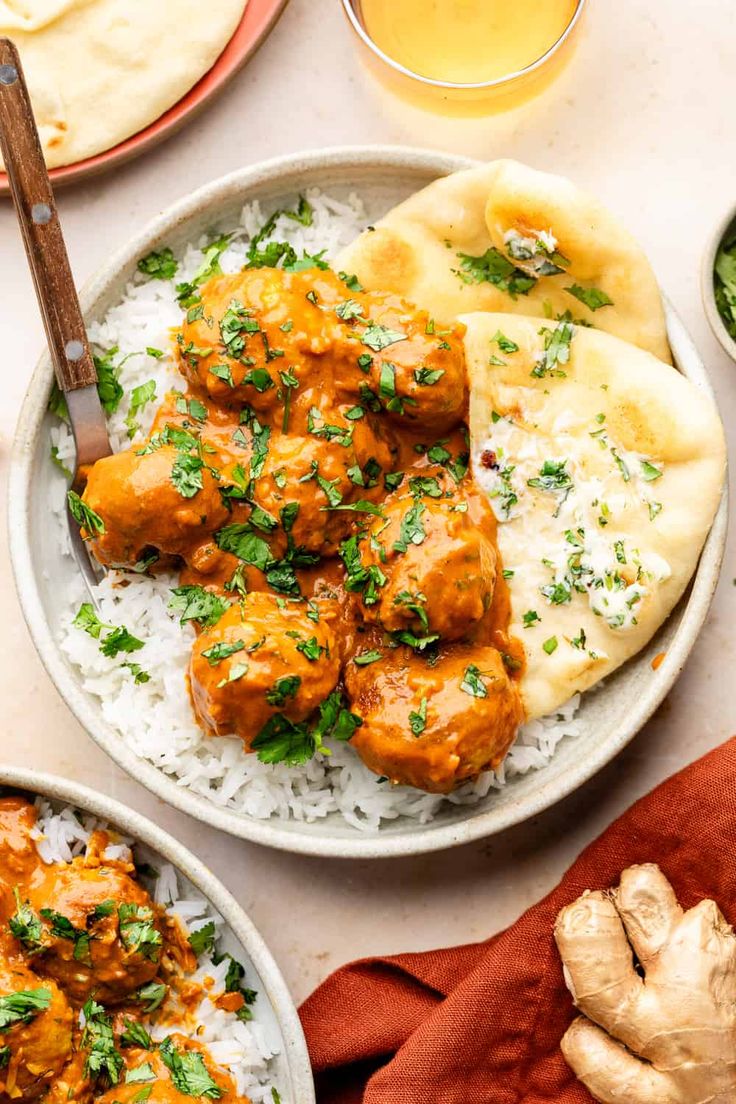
left=0, top=38, right=111, bottom=596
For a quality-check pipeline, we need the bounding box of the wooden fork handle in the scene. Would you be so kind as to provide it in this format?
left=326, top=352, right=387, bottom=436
left=0, top=37, right=97, bottom=393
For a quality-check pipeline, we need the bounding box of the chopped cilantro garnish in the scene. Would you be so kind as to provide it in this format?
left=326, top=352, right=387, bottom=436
left=125, top=380, right=157, bottom=438
left=188, top=921, right=217, bottom=956
left=82, top=999, right=124, bottom=1084
left=413, top=367, right=445, bottom=386
left=531, top=321, right=574, bottom=378
left=121, top=1020, right=154, bottom=1051
left=0, top=988, right=51, bottom=1030
left=353, top=650, right=383, bottom=666
left=67, top=491, right=105, bottom=537
left=266, top=675, right=302, bottom=706
left=138, top=247, right=178, bottom=280
left=169, top=586, right=229, bottom=628
left=455, top=248, right=536, bottom=298
left=118, top=904, right=162, bottom=961
left=393, top=500, right=426, bottom=553
left=136, top=981, right=168, bottom=1013
left=361, top=323, right=407, bottom=352
left=408, top=697, right=428, bottom=735
left=39, top=909, right=91, bottom=964
left=565, top=284, right=614, bottom=311
left=202, top=641, right=245, bottom=667
left=9, top=890, right=43, bottom=953
left=640, top=460, right=663, bottom=482
left=159, top=1037, right=222, bottom=1098
left=460, top=665, right=488, bottom=698
left=492, top=330, right=519, bottom=353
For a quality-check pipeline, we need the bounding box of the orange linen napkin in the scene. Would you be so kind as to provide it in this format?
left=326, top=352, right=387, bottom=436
left=299, top=737, right=736, bottom=1103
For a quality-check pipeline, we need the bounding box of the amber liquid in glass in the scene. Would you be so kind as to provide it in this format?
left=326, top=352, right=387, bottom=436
left=360, top=0, right=579, bottom=84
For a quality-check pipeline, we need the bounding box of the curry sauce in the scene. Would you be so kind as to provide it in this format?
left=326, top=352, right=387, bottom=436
left=0, top=796, right=252, bottom=1103
left=80, top=266, right=524, bottom=793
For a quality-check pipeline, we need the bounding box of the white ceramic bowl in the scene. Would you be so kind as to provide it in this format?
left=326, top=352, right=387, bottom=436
left=0, top=765, right=315, bottom=1103
left=9, top=146, right=728, bottom=858
left=701, top=203, right=736, bottom=361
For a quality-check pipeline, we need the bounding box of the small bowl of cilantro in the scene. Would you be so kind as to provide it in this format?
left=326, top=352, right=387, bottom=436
left=703, top=209, right=736, bottom=358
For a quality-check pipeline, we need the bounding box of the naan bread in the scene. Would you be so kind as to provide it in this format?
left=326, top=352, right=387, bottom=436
left=463, top=313, right=725, bottom=720
left=337, top=160, right=671, bottom=363
left=0, top=0, right=246, bottom=170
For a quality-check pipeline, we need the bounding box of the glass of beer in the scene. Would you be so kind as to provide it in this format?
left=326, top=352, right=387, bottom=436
left=341, top=0, right=587, bottom=115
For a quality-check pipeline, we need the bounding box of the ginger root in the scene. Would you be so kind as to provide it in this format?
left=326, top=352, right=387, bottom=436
left=554, top=864, right=736, bottom=1103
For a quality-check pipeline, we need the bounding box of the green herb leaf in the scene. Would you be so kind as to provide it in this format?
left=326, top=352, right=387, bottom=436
left=361, top=323, right=407, bottom=352
left=408, top=697, right=428, bottom=735
left=121, top=1020, right=154, bottom=1051
left=169, top=586, right=230, bottom=629
left=39, top=909, right=92, bottom=964
left=266, top=675, right=302, bottom=707
left=460, top=665, right=488, bottom=698
left=565, top=284, right=614, bottom=311
left=413, top=367, right=445, bottom=386
left=82, top=999, right=124, bottom=1084
left=188, top=921, right=216, bottom=957
left=118, top=904, right=162, bottom=962
left=455, top=248, right=536, bottom=298
left=67, top=491, right=105, bottom=537
left=159, top=1037, right=222, bottom=1099
left=0, top=988, right=51, bottom=1031
left=138, top=247, right=178, bottom=280
left=492, top=330, right=519, bottom=353
left=135, top=981, right=168, bottom=1013
left=353, top=650, right=383, bottom=666
left=125, top=380, right=157, bottom=438
left=640, top=460, right=663, bottom=482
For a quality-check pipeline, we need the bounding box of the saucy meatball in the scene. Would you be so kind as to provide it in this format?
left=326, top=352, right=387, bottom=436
left=83, top=444, right=228, bottom=568
left=252, top=410, right=395, bottom=556
left=95, top=1036, right=250, bottom=1103
left=0, top=961, right=73, bottom=1101
left=190, top=593, right=340, bottom=747
left=356, top=292, right=467, bottom=433
left=176, top=267, right=354, bottom=411
left=0, top=799, right=39, bottom=925
left=346, top=645, right=523, bottom=793
left=358, top=479, right=497, bottom=642
left=24, top=860, right=163, bottom=1005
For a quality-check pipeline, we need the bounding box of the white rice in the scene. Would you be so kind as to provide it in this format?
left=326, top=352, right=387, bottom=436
left=31, top=797, right=280, bottom=1101
left=52, top=188, right=583, bottom=833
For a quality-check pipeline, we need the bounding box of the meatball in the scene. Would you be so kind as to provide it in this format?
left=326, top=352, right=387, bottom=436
left=83, top=444, right=229, bottom=568
left=356, top=291, right=468, bottom=433
left=358, top=480, right=497, bottom=642
left=0, top=960, right=73, bottom=1101
left=0, top=800, right=40, bottom=924
left=190, top=592, right=340, bottom=747
left=346, top=646, right=523, bottom=792
left=252, top=408, right=395, bottom=556
left=95, top=1036, right=249, bottom=1103
left=176, top=267, right=359, bottom=413
left=25, top=860, right=163, bottom=1005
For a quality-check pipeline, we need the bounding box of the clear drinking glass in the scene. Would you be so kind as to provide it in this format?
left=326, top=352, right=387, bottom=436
left=341, top=0, right=587, bottom=115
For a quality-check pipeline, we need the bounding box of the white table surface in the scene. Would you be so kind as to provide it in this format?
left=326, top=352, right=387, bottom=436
left=1, top=0, right=735, bottom=1006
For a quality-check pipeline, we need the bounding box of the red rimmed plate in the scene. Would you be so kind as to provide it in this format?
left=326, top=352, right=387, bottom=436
left=0, top=0, right=289, bottom=194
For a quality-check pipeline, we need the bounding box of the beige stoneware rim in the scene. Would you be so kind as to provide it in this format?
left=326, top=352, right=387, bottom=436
left=8, top=145, right=729, bottom=859
left=0, top=765, right=315, bottom=1102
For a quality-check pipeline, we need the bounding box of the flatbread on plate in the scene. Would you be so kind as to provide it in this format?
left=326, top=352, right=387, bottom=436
left=0, top=0, right=246, bottom=170
left=337, top=159, right=671, bottom=363
left=462, top=313, right=725, bottom=720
